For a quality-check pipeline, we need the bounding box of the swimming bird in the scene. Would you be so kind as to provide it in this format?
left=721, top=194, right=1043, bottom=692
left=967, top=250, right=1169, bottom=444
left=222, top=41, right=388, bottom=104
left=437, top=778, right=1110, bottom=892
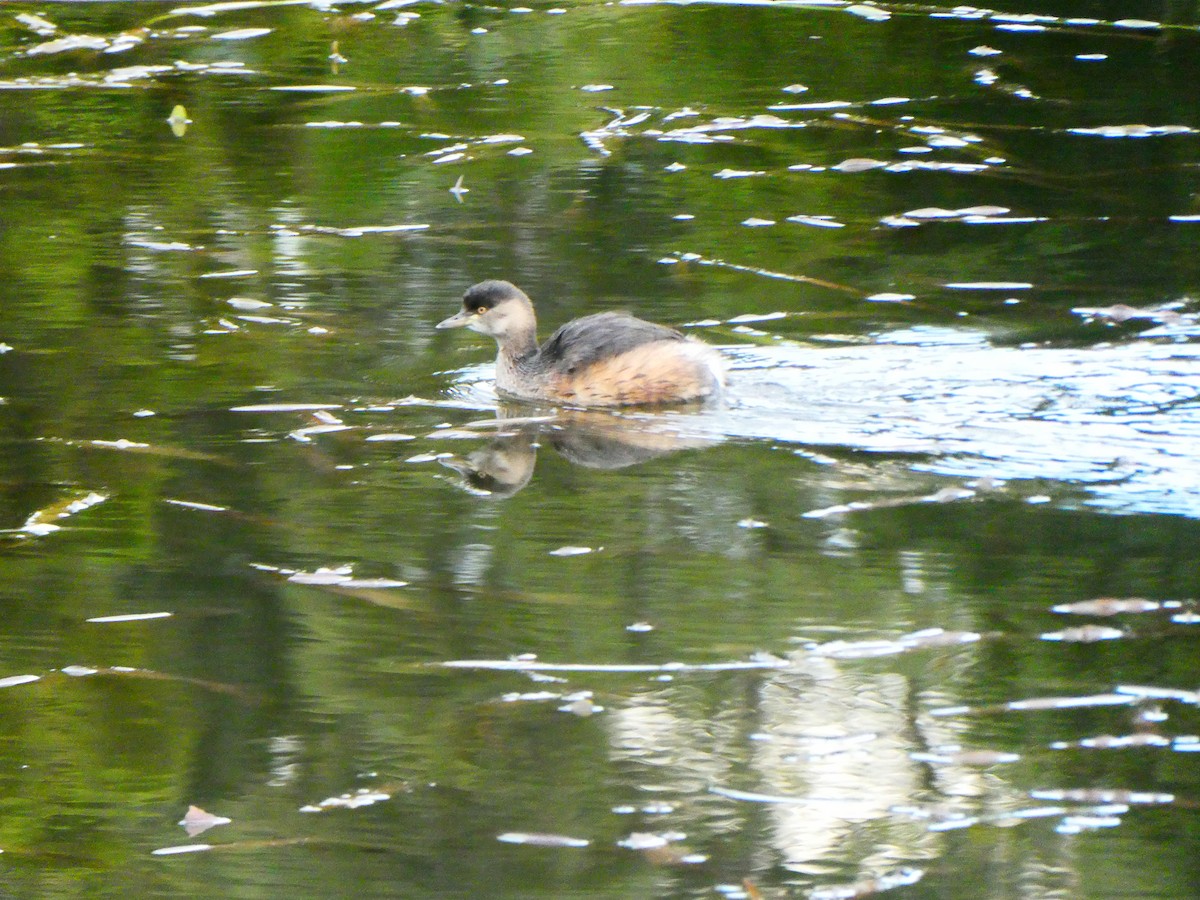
left=436, top=280, right=725, bottom=406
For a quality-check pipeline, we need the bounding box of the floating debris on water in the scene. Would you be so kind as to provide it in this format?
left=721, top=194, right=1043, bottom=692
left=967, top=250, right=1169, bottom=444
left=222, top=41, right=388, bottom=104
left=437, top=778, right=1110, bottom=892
left=1052, top=598, right=1181, bottom=615
left=230, top=403, right=343, bottom=413
left=212, top=27, right=272, bottom=40
left=0, top=675, right=41, bottom=689
left=300, top=788, right=392, bottom=812
left=11, top=491, right=107, bottom=537
left=1040, top=625, right=1126, bottom=642
left=497, top=832, right=590, bottom=848
left=179, top=805, right=232, bottom=837
left=152, top=843, right=213, bottom=856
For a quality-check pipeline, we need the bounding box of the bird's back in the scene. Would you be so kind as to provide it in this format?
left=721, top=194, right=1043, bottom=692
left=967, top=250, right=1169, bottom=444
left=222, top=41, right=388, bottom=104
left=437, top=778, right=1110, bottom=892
left=535, top=312, right=685, bottom=374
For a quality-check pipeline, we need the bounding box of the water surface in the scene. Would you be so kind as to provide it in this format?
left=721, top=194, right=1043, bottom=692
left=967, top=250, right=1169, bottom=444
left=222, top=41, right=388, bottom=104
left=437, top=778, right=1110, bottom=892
left=2, top=1, right=1200, bottom=897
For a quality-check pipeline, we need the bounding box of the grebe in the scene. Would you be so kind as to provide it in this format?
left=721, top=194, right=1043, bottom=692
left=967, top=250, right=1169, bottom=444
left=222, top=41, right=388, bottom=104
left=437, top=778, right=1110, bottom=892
left=436, top=280, right=725, bottom=406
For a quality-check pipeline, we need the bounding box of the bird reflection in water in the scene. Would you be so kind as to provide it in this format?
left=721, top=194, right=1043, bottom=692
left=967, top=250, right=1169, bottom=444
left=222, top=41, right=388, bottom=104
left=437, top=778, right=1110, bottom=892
left=439, top=406, right=719, bottom=497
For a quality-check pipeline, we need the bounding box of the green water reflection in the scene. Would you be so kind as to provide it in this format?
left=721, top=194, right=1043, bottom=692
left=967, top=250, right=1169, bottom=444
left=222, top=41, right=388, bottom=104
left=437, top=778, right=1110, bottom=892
left=2, top=0, right=1200, bottom=897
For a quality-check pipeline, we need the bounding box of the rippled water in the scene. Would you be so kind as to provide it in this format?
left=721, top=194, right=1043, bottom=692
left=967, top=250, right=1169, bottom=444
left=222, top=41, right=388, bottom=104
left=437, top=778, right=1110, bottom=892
left=2, top=1, right=1200, bottom=897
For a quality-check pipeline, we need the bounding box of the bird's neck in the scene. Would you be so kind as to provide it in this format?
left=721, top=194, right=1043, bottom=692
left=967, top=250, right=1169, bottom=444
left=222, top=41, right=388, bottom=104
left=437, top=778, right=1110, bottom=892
left=496, top=326, right=538, bottom=365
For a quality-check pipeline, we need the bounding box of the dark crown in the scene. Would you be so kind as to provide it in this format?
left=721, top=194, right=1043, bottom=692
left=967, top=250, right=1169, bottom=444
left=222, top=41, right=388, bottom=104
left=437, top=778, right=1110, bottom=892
left=463, top=280, right=525, bottom=313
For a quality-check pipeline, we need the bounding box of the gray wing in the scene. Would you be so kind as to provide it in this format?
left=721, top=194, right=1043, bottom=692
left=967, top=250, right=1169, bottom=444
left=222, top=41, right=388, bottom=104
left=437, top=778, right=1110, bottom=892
left=537, top=312, right=684, bottom=373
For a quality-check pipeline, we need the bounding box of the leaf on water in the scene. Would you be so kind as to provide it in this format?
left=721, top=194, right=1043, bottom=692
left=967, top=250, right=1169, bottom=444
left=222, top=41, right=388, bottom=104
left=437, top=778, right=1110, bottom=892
left=497, top=832, right=590, bottom=848
left=559, top=694, right=602, bottom=716
left=289, top=424, right=354, bottom=442
left=270, top=85, right=357, bottom=93
left=1071, top=303, right=1184, bottom=324
left=152, top=843, right=213, bottom=856
left=769, top=100, right=853, bottom=111
left=549, top=546, right=594, bottom=557
left=212, top=27, right=272, bottom=40
left=287, top=566, right=353, bottom=585
left=339, top=578, right=408, bottom=589
left=500, top=690, right=562, bottom=703
left=90, top=439, right=150, bottom=451
left=900, top=206, right=1003, bottom=221
left=167, top=104, right=191, bottom=137
left=618, top=832, right=670, bottom=850
left=129, top=239, right=193, bottom=251
left=168, top=0, right=308, bottom=16
left=1040, top=625, right=1125, bottom=642
left=199, top=269, right=258, bottom=279
left=404, top=452, right=445, bottom=463
left=26, top=34, right=110, bottom=56
left=958, top=205, right=1011, bottom=216
left=786, top=214, right=845, bottom=228
left=17, top=491, right=107, bottom=536
left=230, top=403, right=343, bottom=412
left=844, top=3, right=891, bottom=20
left=1007, top=693, right=1136, bottom=711
left=15, top=13, right=58, bottom=35
left=879, top=216, right=921, bottom=229
left=1068, top=124, right=1193, bottom=138
left=299, top=788, right=391, bottom=812
left=0, top=675, right=40, bottom=689
left=728, top=312, right=787, bottom=324
left=1054, top=597, right=1180, bottom=616
left=944, top=281, right=1033, bottom=290
left=1057, top=814, right=1124, bottom=834
left=87, top=612, right=174, bottom=623
left=226, top=298, right=271, bottom=310
left=179, top=805, right=232, bottom=837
